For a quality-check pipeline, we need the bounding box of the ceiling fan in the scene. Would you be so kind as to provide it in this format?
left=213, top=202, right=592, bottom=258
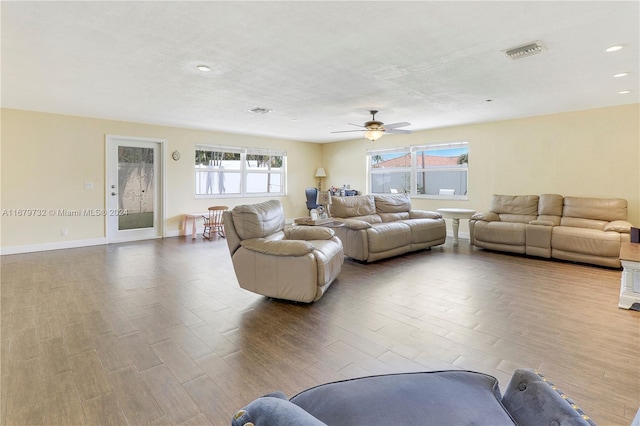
left=331, top=110, right=412, bottom=141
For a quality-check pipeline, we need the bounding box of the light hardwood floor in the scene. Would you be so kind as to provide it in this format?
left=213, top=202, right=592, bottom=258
left=1, top=236, right=639, bottom=425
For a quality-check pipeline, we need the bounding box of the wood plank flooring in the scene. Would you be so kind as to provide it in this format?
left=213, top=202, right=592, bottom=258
left=1, top=236, right=639, bottom=425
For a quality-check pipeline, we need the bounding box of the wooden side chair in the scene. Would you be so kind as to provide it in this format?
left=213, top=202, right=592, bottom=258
left=203, top=206, right=228, bottom=239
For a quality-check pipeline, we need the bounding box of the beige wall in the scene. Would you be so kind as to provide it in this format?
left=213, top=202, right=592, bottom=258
left=2, top=104, right=638, bottom=252
left=322, top=104, right=640, bottom=235
left=1, top=109, right=321, bottom=250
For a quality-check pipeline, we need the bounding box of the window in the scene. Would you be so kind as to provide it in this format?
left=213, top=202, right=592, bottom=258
left=195, top=145, right=286, bottom=197
left=367, top=141, right=468, bottom=198
left=369, top=147, right=411, bottom=194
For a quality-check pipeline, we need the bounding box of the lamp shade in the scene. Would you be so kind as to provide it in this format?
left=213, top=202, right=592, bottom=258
left=315, top=167, right=327, bottom=178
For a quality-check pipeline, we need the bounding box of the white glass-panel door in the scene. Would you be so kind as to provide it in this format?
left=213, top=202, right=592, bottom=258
left=106, top=136, right=164, bottom=243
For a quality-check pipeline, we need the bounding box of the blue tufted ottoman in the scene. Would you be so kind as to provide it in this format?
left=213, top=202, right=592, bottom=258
left=232, top=369, right=595, bottom=425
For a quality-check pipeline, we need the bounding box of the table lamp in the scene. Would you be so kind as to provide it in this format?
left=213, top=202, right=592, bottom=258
left=315, top=167, right=327, bottom=190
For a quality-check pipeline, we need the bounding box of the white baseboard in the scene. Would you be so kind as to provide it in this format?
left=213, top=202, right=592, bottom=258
left=1, top=237, right=107, bottom=255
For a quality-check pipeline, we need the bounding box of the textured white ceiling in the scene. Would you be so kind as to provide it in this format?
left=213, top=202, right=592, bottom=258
left=2, top=1, right=638, bottom=142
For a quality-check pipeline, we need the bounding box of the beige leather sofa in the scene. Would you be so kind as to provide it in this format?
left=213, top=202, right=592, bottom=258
left=329, top=194, right=446, bottom=262
left=470, top=194, right=633, bottom=268
left=223, top=200, right=344, bottom=303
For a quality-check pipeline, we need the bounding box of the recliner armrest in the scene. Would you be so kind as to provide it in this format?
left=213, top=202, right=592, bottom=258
left=502, top=369, right=594, bottom=426
left=284, top=226, right=335, bottom=240
left=241, top=238, right=314, bottom=256
left=471, top=211, right=500, bottom=222
left=409, top=209, right=442, bottom=219
left=232, top=396, right=327, bottom=426
left=604, top=220, right=633, bottom=233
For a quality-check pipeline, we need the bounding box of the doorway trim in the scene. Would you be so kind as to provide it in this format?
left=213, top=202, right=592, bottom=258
left=105, top=135, right=167, bottom=243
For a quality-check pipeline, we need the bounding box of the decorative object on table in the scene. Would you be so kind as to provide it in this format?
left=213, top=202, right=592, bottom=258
left=309, top=209, right=319, bottom=221
left=316, top=190, right=332, bottom=218
left=294, top=217, right=334, bottom=226
left=330, top=110, right=412, bottom=142
left=315, top=167, right=327, bottom=190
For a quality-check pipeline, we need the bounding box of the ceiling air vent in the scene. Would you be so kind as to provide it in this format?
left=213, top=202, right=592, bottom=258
left=503, top=41, right=545, bottom=60
left=248, top=107, right=272, bottom=114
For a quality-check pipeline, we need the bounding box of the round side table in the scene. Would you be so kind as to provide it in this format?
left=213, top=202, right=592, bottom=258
left=437, top=208, right=476, bottom=245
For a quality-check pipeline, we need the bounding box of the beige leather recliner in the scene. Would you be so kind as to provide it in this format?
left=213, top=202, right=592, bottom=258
left=223, top=200, right=344, bottom=303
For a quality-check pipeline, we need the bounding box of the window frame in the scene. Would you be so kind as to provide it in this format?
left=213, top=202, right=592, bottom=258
left=367, top=141, right=468, bottom=200
left=194, top=144, right=287, bottom=198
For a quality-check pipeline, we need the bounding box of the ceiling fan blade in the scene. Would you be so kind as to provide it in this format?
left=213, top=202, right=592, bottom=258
left=330, top=129, right=366, bottom=134
left=386, top=129, right=412, bottom=134
left=383, top=121, right=411, bottom=130
left=348, top=123, right=365, bottom=128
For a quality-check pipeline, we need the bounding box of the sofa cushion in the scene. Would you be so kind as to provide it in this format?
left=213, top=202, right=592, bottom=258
left=563, top=196, right=627, bottom=221
left=491, top=194, right=539, bottom=215
left=330, top=195, right=376, bottom=218
left=399, top=218, right=447, bottom=244
left=474, top=221, right=527, bottom=246
left=232, top=199, right=285, bottom=240
left=367, top=223, right=411, bottom=252
left=552, top=226, right=621, bottom=257
left=290, top=371, right=516, bottom=426
left=538, top=194, right=564, bottom=216
left=374, top=194, right=412, bottom=213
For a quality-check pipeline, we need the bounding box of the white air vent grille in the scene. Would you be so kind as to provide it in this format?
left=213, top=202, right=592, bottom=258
left=248, top=107, right=272, bottom=114
left=503, top=41, right=545, bottom=60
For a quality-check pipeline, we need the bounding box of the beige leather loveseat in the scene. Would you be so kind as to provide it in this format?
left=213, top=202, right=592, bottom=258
left=329, top=194, right=446, bottom=262
left=223, top=200, right=344, bottom=302
left=470, top=194, right=633, bottom=268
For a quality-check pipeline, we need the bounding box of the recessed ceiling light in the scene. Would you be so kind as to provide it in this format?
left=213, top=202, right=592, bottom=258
left=614, top=72, right=629, bottom=78
left=605, top=45, right=623, bottom=52
left=619, top=90, right=632, bottom=94
left=196, top=65, right=211, bottom=72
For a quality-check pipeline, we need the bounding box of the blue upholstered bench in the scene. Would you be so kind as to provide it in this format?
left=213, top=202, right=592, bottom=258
left=232, top=369, right=594, bottom=425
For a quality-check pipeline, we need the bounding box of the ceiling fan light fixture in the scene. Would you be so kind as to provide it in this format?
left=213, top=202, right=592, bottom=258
left=365, top=129, right=384, bottom=142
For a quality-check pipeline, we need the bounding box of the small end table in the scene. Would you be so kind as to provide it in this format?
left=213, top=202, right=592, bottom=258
left=619, top=242, right=640, bottom=310
left=437, top=208, right=476, bottom=245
